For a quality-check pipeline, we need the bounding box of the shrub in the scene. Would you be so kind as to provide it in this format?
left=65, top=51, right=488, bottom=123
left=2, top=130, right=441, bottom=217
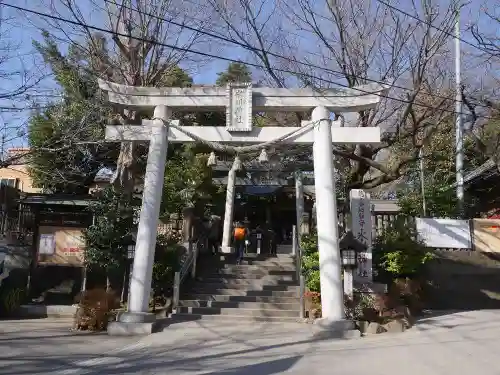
left=345, top=292, right=377, bottom=321
left=73, top=289, right=120, bottom=331
left=388, top=278, right=424, bottom=314
left=304, top=290, right=322, bottom=318
left=301, top=232, right=318, bottom=257
left=306, top=270, right=321, bottom=293
left=373, top=218, right=434, bottom=281
left=300, top=231, right=321, bottom=293
left=304, top=290, right=321, bottom=305
left=83, top=186, right=139, bottom=281
left=151, top=234, right=184, bottom=300
left=0, top=287, right=25, bottom=317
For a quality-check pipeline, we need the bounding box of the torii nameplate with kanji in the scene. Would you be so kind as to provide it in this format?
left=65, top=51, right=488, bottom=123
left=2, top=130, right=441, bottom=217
left=226, top=82, right=252, bottom=132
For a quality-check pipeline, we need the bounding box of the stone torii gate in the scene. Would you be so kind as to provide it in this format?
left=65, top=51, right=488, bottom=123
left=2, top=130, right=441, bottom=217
left=98, top=79, right=389, bottom=334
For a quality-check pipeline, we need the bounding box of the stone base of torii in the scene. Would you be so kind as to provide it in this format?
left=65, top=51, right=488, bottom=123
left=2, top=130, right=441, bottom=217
left=97, top=79, right=389, bottom=336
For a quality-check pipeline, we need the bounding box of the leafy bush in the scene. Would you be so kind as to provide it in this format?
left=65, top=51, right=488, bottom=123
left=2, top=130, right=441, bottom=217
left=301, top=232, right=318, bottom=257
left=306, top=270, right=321, bottom=293
left=344, top=292, right=377, bottom=320
left=0, top=287, right=25, bottom=317
left=151, top=234, right=184, bottom=300
left=388, top=278, right=424, bottom=314
left=304, top=290, right=322, bottom=318
left=73, top=288, right=120, bottom=331
left=373, top=218, right=434, bottom=281
left=83, top=186, right=139, bottom=277
left=398, top=185, right=461, bottom=219
left=300, top=231, right=321, bottom=293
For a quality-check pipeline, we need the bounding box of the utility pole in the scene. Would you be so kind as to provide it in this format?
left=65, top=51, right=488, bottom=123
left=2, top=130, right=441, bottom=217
left=455, top=5, right=464, bottom=216
left=419, top=147, right=427, bottom=216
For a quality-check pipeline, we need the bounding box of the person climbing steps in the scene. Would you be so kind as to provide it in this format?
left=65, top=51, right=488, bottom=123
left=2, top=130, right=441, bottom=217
left=233, top=221, right=249, bottom=264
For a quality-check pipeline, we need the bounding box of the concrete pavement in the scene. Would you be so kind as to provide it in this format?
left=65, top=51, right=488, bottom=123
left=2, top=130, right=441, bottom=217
left=1, top=310, right=500, bottom=374
left=0, top=318, right=139, bottom=375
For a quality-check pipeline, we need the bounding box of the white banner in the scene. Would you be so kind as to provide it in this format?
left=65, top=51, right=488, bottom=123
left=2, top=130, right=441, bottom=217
left=416, top=218, right=472, bottom=249
left=39, top=234, right=56, bottom=255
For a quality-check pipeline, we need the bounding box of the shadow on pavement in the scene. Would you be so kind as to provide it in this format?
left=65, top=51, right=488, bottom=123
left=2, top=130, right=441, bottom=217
left=201, top=355, right=302, bottom=375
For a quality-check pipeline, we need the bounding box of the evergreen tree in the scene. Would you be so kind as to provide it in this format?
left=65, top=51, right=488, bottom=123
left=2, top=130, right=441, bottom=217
left=28, top=32, right=194, bottom=194
left=216, top=62, right=252, bottom=85
left=397, top=120, right=487, bottom=217
left=28, top=32, right=118, bottom=193
left=83, top=186, right=138, bottom=278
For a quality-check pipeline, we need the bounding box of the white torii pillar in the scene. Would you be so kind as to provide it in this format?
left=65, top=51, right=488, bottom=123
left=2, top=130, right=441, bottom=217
left=295, top=171, right=304, bottom=242
left=129, top=106, right=169, bottom=316
left=221, top=158, right=239, bottom=253
left=312, top=106, right=343, bottom=323
left=99, top=79, right=388, bottom=334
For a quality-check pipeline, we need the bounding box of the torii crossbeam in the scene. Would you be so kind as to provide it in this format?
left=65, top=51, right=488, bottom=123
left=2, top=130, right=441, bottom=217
left=98, top=79, right=389, bottom=334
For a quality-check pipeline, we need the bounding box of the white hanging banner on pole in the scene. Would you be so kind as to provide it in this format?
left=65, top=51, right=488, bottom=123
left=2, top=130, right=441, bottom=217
left=416, top=218, right=471, bottom=248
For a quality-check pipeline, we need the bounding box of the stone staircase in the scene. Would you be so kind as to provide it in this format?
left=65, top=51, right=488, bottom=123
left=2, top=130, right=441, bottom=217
left=171, top=253, right=301, bottom=322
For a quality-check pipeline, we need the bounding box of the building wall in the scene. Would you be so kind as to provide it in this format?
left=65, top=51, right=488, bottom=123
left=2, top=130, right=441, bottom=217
left=0, top=164, right=40, bottom=193
left=0, top=148, right=41, bottom=194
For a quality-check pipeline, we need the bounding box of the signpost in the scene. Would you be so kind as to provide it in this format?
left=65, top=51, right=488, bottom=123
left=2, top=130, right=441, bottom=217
left=349, top=189, right=373, bottom=280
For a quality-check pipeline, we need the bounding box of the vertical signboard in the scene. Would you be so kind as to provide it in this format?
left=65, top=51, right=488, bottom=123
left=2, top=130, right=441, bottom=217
left=226, top=82, right=252, bottom=132
left=350, top=189, right=372, bottom=280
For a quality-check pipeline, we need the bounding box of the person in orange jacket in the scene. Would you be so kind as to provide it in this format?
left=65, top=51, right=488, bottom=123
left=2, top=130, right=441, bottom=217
left=233, top=221, right=249, bottom=264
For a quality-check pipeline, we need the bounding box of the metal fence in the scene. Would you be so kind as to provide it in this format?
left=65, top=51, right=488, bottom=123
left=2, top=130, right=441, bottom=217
left=0, top=205, right=35, bottom=245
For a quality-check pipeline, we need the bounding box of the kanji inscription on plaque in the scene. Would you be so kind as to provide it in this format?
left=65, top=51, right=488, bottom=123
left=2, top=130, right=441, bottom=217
left=226, top=82, right=252, bottom=132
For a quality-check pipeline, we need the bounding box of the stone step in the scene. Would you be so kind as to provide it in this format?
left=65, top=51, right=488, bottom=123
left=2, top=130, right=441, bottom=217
left=221, top=264, right=296, bottom=271
left=170, top=313, right=302, bottom=323
left=276, top=245, right=294, bottom=255
left=233, top=263, right=296, bottom=269
left=242, top=253, right=294, bottom=260
left=235, top=257, right=295, bottom=264
left=174, top=306, right=299, bottom=318
left=178, top=300, right=300, bottom=310
left=186, top=288, right=299, bottom=298
left=242, top=256, right=295, bottom=262
left=183, top=293, right=299, bottom=304
left=191, top=283, right=299, bottom=291
left=200, top=269, right=297, bottom=278
left=197, top=276, right=297, bottom=284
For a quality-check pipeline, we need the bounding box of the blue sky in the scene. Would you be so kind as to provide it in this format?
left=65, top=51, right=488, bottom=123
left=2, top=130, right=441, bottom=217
left=0, top=0, right=233, bottom=149
left=0, top=0, right=497, bottom=150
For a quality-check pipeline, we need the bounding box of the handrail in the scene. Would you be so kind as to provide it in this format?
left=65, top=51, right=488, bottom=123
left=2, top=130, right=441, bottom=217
left=293, top=225, right=305, bottom=318
left=172, top=239, right=199, bottom=312
left=293, top=225, right=302, bottom=284
left=299, top=275, right=305, bottom=319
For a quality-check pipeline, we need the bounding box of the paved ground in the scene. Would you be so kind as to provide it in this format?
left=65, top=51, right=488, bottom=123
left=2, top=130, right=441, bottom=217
left=2, top=310, right=500, bottom=374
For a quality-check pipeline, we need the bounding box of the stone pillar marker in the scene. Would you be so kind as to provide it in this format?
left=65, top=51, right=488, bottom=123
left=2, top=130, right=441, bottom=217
left=98, top=78, right=389, bottom=335
left=349, top=189, right=373, bottom=280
